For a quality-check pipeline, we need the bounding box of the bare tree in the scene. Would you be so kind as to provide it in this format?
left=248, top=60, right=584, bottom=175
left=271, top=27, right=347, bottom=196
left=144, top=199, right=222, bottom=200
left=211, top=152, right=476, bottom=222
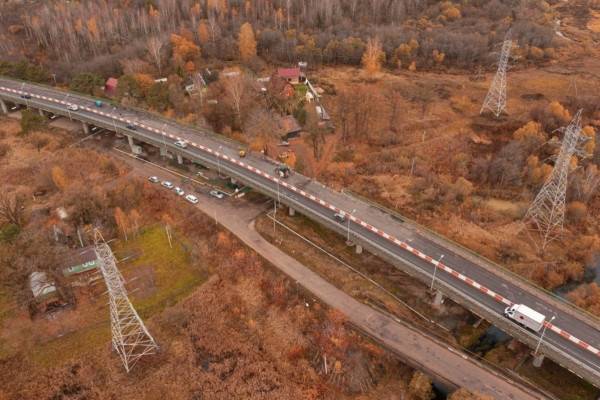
left=0, top=193, right=24, bottom=227
left=147, top=36, right=165, bottom=75
left=223, top=73, right=249, bottom=127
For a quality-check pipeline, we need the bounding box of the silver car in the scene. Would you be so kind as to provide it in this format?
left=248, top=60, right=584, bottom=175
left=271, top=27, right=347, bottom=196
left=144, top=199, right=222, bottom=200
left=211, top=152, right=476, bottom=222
left=161, top=180, right=174, bottom=189
left=185, top=194, right=199, bottom=204
left=210, top=190, right=224, bottom=199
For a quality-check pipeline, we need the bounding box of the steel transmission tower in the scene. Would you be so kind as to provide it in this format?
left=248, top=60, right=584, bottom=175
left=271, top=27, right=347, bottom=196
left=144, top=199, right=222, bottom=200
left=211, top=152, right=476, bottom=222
left=524, top=110, right=588, bottom=249
left=94, top=230, right=158, bottom=372
left=480, top=38, right=512, bottom=117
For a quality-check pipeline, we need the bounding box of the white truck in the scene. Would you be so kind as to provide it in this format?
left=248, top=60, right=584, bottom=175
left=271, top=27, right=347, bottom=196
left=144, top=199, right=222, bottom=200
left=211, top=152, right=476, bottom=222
left=504, top=304, right=546, bottom=332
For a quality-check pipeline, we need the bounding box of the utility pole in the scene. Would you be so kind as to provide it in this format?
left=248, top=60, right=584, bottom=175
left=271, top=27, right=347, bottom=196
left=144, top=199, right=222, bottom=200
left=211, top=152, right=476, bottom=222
left=524, top=109, right=588, bottom=249
left=93, top=230, right=158, bottom=372
left=480, top=34, right=512, bottom=118
left=535, top=315, right=556, bottom=355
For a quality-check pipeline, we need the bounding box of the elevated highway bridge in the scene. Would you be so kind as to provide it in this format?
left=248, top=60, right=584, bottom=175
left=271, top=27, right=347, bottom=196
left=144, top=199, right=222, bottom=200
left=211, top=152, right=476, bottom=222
left=1, top=77, right=599, bottom=387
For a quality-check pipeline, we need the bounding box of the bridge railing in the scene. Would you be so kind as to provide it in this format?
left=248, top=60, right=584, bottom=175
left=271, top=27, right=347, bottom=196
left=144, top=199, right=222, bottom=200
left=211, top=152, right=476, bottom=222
left=341, top=188, right=600, bottom=327
left=0, top=75, right=244, bottom=148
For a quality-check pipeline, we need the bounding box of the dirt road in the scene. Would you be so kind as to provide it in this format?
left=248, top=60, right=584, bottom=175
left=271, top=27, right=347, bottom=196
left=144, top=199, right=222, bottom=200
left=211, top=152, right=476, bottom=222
left=114, top=151, right=547, bottom=399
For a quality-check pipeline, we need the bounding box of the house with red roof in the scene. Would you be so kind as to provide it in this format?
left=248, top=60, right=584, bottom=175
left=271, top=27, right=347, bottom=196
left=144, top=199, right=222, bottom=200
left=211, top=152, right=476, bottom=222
left=277, top=67, right=305, bottom=85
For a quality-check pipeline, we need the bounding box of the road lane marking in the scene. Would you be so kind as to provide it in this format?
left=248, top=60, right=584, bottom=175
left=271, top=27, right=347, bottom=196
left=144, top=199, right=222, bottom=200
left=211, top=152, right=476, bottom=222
left=0, top=85, right=597, bottom=361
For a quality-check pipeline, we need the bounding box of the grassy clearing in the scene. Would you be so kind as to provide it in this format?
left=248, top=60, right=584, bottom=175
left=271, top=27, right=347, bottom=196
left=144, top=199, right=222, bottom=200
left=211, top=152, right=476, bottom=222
left=28, top=226, right=206, bottom=368
left=29, top=321, right=111, bottom=368
left=115, top=225, right=207, bottom=318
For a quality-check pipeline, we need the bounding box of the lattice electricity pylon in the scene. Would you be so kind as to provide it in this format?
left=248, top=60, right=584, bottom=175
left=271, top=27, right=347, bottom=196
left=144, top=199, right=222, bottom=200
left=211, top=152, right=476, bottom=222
left=93, top=229, right=158, bottom=372
left=524, top=109, right=588, bottom=249
left=480, top=37, right=512, bottom=117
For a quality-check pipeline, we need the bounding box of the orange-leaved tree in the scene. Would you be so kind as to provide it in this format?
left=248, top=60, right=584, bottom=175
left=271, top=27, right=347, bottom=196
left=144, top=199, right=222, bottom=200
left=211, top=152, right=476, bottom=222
left=238, top=22, right=257, bottom=62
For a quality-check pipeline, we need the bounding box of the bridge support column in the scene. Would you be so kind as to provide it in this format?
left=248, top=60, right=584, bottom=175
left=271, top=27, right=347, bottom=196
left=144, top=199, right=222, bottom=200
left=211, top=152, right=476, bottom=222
left=288, top=207, right=295, bottom=217
left=38, top=108, right=44, bottom=117
left=160, top=146, right=168, bottom=157
left=82, top=122, right=89, bottom=135
left=532, top=353, right=545, bottom=368
left=355, top=244, right=363, bottom=254
left=0, top=99, right=7, bottom=114
left=433, top=290, right=444, bottom=308
left=177, top=154, right=183, bottom=164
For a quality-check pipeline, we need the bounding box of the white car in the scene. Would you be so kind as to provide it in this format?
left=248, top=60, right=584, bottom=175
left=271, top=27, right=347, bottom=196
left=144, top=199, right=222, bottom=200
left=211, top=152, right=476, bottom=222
left=185, top=194, right=199, bottom=204
left=210, top=190, right=224, bottom=199
left=174, top=140, right=188, bottom=149
left=174, top=187, right=185, bottom=196
left=161, top=180, right=174, bottom=189
left=148, top=176, right=159, bottom=183
left=67, top=104, right=79, bottom=111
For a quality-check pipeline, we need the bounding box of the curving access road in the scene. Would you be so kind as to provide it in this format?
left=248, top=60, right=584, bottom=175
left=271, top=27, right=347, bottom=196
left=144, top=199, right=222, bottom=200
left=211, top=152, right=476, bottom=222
left=0, top=77, right=599, bottom=387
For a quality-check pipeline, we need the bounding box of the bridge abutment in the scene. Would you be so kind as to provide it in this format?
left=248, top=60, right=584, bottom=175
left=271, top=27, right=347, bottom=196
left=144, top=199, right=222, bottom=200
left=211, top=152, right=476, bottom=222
left=433, top=290, right=444, bottom=308
left=0, top=99, right=7, bottom=114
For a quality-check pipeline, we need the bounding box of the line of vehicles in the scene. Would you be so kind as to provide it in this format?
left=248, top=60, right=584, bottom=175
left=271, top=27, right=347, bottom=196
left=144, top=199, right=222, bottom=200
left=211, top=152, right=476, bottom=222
left=148, top=175, right=225, bottom=204
left=11, top=92, right=552, bottom=337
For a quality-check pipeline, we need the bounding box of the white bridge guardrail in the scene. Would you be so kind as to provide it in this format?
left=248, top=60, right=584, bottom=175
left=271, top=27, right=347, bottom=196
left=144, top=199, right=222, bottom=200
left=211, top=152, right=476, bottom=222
left=1, top=84, right=599, bottom=363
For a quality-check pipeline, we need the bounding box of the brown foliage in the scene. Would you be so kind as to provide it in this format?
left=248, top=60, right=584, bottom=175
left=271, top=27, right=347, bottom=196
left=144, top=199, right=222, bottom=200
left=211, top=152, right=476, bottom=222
left=408, top=370, right=434, bottom=400
left=568, top=283, right=600, bottom=316
left=361, top=37, right=385, bottom=74
left=238, top=22, right=257, bottom=62
left=0, top=192, right=24, bottom=227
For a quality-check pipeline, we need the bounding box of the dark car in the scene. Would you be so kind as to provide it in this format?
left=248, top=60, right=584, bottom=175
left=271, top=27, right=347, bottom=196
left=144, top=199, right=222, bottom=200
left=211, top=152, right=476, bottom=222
left=20, top=94, right=31, bottom=99
left=126, top=124, right=137, bottom=130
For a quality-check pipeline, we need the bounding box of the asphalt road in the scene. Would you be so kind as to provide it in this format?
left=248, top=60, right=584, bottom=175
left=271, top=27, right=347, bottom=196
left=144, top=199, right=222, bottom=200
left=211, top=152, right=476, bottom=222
left=1, top=78, right=599, bottom=386
left=115, top=152, right=547, bottom=399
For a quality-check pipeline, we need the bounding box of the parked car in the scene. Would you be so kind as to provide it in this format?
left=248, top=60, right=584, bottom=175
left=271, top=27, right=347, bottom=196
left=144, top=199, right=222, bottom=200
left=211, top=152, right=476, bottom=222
left=48, top=113, right=58, bottom=120
left=9, top=104, right=22, bottom=111
left=174, top=140, right=188, bottom=149
left=174, top=187, right=185, bottom=196
left=67, top=104, right=79, bottom=111
left=148, top=176, right=159, bottom=183
left=161, top=180, right=174, bottom=189
left=210, top=190, right=224, bottom=199
left=20, top=94, right=31, bottom=99
left=185, top=194, right=199, bottom=204
left=126, top=124, right=137, bottom=130
left=94, top=100, right=103, bottom=107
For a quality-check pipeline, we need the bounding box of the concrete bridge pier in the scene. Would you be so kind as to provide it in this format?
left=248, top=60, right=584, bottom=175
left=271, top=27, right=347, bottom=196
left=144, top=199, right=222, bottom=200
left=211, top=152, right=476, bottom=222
left=82, top=122, right=89, bottom=135
left=433, top=290, right=444, bottom=308
left=355, top=244, right=363, bottom=254
left=177, top=153, right=183, bottom=164
left=160, top=146, right=168, bottom=157
left=288, top=207, right=296, bottom=217
left=38, top=108, right=45, bottom=117
left=0, top=99, right=7, bottom=114
left=126, top=135, right=134, bottom=148
left=532, top=353, right=545, bottom=368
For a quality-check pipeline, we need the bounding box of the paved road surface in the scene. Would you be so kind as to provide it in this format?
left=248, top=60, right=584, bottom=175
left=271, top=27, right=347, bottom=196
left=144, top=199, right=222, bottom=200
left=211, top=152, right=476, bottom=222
left=115, top=152, right=547, bottom=399
left=1, top=79, right=599, bottom=385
